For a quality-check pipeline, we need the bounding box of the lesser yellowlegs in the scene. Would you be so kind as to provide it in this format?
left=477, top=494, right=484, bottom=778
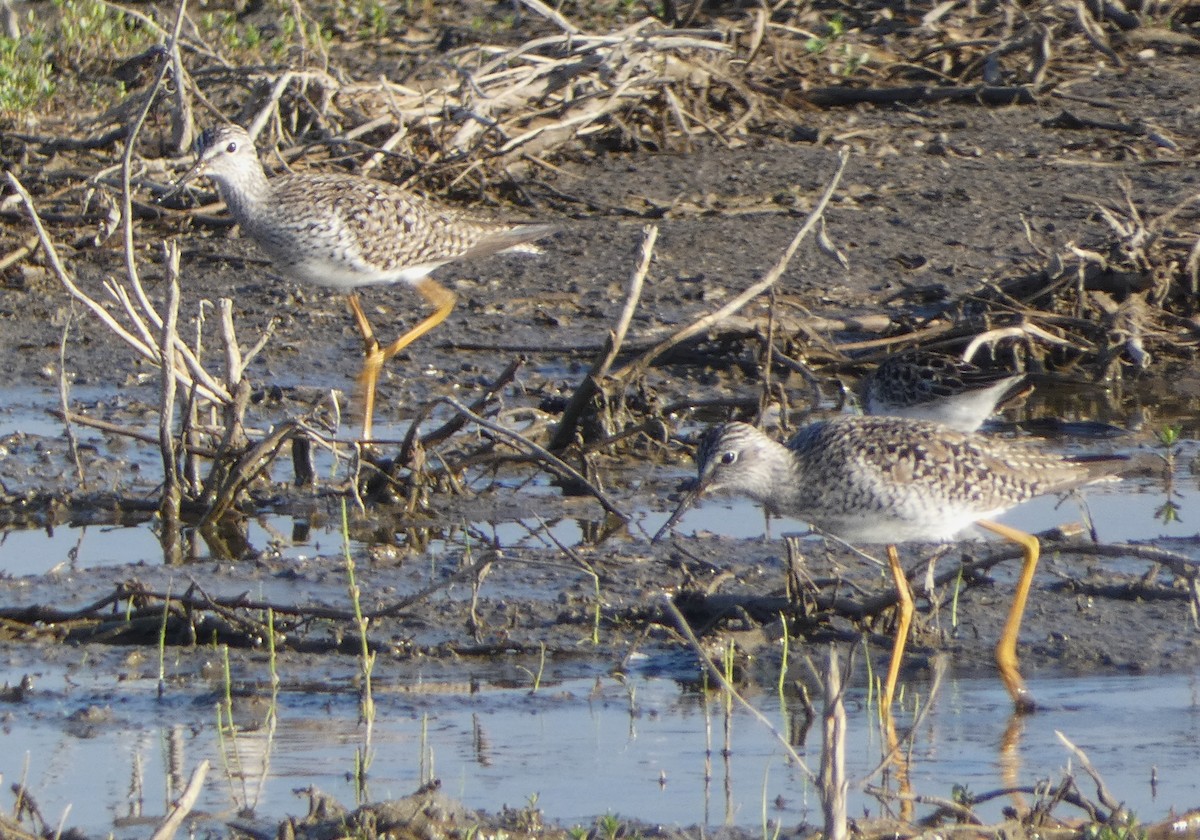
left=178, top=124, right=556, bottom=440
left=654, top=416, right=1121, bottom=713
left=862, top=350, right=1027, bottom=432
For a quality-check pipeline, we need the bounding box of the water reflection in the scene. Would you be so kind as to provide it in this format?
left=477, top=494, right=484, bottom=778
left=9, top=454, right=1182, bottom=576
left=1, top=667, right=1198, bottom=837
left=4, top=371, right=1200, bottom=571
left=0, top=510, right=622, bottom=574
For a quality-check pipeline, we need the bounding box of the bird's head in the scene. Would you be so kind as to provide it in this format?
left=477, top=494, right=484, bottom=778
left=652, top=422, right=778, bottom=542
left=176, top=124, right=259, bottom=190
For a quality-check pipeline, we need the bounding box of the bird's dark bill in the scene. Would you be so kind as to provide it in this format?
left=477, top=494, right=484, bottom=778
left=651, top=485, right=705, bottom=543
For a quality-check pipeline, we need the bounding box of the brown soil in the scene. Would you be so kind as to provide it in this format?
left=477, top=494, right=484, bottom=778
left=2, top=1, right=1200, bottom=837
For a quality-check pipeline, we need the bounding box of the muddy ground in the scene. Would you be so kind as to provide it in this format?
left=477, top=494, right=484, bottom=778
left=3, top=4, right=1200, bottom=838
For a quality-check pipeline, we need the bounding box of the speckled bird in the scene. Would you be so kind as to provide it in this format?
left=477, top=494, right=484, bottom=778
left=178, top=123, right=556, bottom=439
left=654, top=416, right=1122, bottom=714
left=862, top=350, right=1027, bottom=433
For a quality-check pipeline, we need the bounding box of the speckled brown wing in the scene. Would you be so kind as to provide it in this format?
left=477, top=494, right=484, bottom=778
left=784, top=416, right=1111, bottom=538
left=251, top=174, right=553, bottom=280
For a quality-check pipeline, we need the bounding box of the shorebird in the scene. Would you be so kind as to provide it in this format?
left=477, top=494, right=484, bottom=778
left=654, top=416, right=1122, bottom=714
left=178, top=124, right=556, bottom=439
left=862, top=350, right=1028, bottom=433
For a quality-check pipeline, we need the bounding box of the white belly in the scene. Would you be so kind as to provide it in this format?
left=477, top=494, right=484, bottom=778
left=809, top=504, right=1010, bottom=545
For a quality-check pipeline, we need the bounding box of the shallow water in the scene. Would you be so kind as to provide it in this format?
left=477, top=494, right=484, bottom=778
left=6, top=371, right=1199, bottom=558
left=2, top=663, right=1198, bottom=836
left=0, top=513, right=596, bottom=577
left=4, top=437, right=1192, bottom=576
left=3, top=380, right=1200, bottom=835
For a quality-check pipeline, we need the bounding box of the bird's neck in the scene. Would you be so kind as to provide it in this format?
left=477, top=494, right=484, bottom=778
left=753, top=436, right=803, bottom=511
left=214, top=169, right=271, bottom=226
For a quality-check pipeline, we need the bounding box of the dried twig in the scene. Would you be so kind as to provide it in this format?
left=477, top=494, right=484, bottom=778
left=1056, top=730, right=1127, bottom=818
left=438, top=397, right=627, bottom=520
left=0, top=233, right=38, bottom=272
left=613, top=147, right=850, bottom=380
left=819, top=645, right=848, bottom=840
left=149, top=760, right=208, bottom=840
left=6, top=172, right=232, bottom=405
left=398, top=358, right=523, bottom=462
left=159, top=243, right=183, bottom=564
left=514, top=0, right=581, bottom=35
left=56, top=313, right=84, bottom=486
left=548, top=224, right=655, bottom=450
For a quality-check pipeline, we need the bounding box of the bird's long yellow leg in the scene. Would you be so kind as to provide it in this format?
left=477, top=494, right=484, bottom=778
left=379, top=278, right=458, bottom=361
left=346, top=292, right=383, bottom=441
left=347, top=291, right=379, bottom=348
left=882, top=545, right=914, bottom=712
left=346, top=279, right=458, bottom=441
left=979, top=519, right=1040, bottom=714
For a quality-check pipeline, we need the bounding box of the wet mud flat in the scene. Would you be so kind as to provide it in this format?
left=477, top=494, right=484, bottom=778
left=4, top=423, right=1200, bottom=838
left=3, top=0, right=1200, bottom=837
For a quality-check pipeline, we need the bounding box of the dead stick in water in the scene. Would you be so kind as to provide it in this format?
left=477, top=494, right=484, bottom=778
left=149, top=760, right=208, bottom=840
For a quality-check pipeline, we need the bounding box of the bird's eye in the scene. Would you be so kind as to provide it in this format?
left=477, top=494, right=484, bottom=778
left=225, top=141, right=238, bottom=153
left=720, top=451, right=738, bottom=466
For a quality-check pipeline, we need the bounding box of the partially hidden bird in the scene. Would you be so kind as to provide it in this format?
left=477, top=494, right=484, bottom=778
left=862, top=349, right=1028, bottom=433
